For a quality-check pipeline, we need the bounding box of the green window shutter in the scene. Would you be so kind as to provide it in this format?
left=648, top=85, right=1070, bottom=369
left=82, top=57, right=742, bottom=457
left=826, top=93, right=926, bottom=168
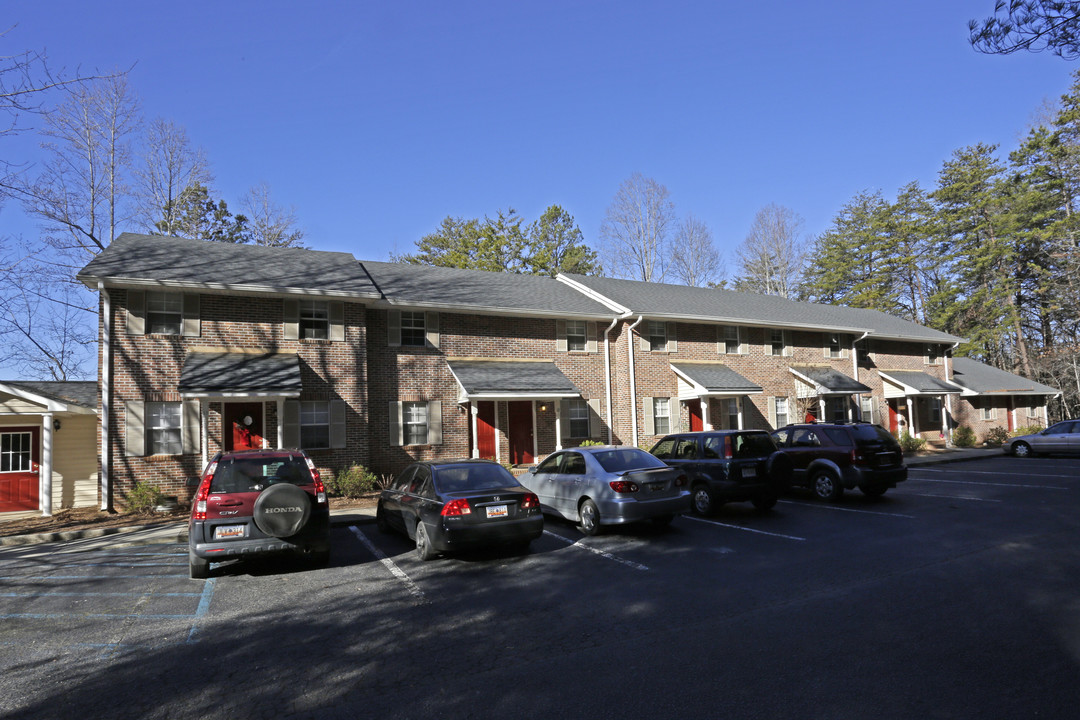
left=643, top=397, right=655, bottom=436
left=182, top=400, right=201, bottom=455
left=427, top=400, right=442, bottom=445
left=282, top=400, right=300, bottom=449
left=667, top=322, right=678, bottom=353
left=127, top=291, right=145, bottom=336
left=388, top=401, right=402, bottom=446
left=182, top=294, right=201, bottom=338
left=556, top=320, right=567, bottom=352
left=329, top=301, right=345, bottom=342
left=425, top=312, right=440, bottom=348
left=330, top=399, right=347, bottom=449
left=283, top=299, right=299, bottom=340
left=586, top=322, right=598, bottom=353
left=388, top=310, right=401, bottom=347
left=125, top=401, right=145, bottom=457
left=588, top=398, right=602, bottom=437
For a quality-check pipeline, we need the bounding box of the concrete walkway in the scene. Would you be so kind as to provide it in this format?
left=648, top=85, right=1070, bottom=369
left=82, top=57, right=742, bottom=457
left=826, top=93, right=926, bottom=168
left=1, top=446, right=1007, bottom=548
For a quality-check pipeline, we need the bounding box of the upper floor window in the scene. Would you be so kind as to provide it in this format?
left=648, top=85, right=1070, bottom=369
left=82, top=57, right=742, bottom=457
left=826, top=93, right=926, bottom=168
left=926, top=345, right=941, bottom=365
left=146, top=291, right=182, bottom=335
left=648, top=321, right=667, bottom=352
left=147, top=401, right=182, bottom=455
left=826, top=333, right=846, bottom=359
left=766, top=329, right=789, bottom=357
left=299, top=300, right=330, bottom=340
left=401, top=311, right=426, bottom=347
left=566, top=321, right=587, bottom=352
left=719, top=325, right=742, bottom=354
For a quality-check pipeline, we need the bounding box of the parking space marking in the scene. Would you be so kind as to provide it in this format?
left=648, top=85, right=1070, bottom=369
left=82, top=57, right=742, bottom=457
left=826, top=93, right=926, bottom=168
left=904, top=492, right=1002, bottom=502
left=683, top=515, right=806, bottom=541
left=542, top=530, right=649, bottom=571
left=915, top=477, right=1068, bottom=490
left=349, top=526, right=426, bottom=603
left=914, top=468, right=1076, bottom=481
left=778, top=501, right=915, bottom=518
left=0, top=591, right=203, bottom=598
left=187, top=578, right=216, bottom=643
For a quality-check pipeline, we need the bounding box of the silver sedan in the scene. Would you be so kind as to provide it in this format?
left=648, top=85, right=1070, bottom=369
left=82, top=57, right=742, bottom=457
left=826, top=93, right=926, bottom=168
left=518, top=445, right=691, bottom=535
left=1004, top=420, right=1080, bottom=457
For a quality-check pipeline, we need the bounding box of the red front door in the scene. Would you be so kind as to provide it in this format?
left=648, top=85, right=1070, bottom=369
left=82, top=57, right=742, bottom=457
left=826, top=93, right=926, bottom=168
left=508, top=401, right=534, bottom=465
left=888, top=400, right=899, bottom=434
left=688, top=399, right=703, bottom=432
left=225, top=402, right=265, bottom=451
left=0, top=426, right=40, bottom=512
left=477, top=401, right=497, bottom=460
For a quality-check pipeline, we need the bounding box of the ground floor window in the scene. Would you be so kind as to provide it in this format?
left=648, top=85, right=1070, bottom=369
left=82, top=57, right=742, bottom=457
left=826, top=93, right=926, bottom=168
left=404, top=401, right=429, bottom=445
left=301, top=401, right=331, bottom=449
left=774, top=397, right=789, bottom=428
left=725, top=398, right=739, bottom=429
left=0, top=432, right=31, bottom=472
left=568, top=399, right=590, bottom=438
left=653, top=397, right=671, bottom=435
left=147, top=402, right=182, bottom=455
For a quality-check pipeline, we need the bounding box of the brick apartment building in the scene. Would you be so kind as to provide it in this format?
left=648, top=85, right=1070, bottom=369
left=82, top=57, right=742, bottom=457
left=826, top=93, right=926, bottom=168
left=68, top=232, right=1059, bottom=511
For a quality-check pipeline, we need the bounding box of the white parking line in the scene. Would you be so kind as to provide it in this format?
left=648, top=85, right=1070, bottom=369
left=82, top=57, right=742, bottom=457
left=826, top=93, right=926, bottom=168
left=683, top=515, right=806, bottom=541
left=778, top=501, right=915, bottom=519
left=904, top=492, right=1002, bottom=502
left=915, top=477, right=1068, bottom=491
left=542, top=530, right=649, bottom=571
left=349, top=526, right=426, bottom=603
left=914, top=468, right=1077, bottom=481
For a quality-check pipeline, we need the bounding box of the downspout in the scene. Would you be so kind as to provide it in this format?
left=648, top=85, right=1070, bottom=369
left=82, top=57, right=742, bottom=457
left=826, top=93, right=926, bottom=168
left=852, top=331, right=869, bottom=420
left=603, top=317, right=618, bottom=444
left=944, top=341, right=961, bottom=446
left=627, top=315, right=644, bottom=447
left=99, top=283, right=111, bottom=512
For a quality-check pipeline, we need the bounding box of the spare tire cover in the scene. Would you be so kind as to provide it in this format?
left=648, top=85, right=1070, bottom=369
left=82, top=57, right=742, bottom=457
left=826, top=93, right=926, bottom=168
left=253, top=483, right=312, bottom=538
left=766, top=451, right=794, bottom=485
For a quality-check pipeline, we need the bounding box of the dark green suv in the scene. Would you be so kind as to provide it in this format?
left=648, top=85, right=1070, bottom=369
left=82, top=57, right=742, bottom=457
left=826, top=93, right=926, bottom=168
left=649, top=430, right=793, bottom=514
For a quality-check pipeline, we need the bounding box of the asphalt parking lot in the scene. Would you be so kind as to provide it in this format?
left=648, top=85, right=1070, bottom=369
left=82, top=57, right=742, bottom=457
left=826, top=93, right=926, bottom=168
left=3, top=455, right=1080, bottom=719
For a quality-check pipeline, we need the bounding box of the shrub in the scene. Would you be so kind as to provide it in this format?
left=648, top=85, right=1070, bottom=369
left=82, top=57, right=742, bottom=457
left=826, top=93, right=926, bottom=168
left=326, top=465, right=380, bottom=498
left=1012, top=424, right=1044, bottom=437
left=127, top=481, right=164, bottom=514
left=953, top=426, right=976, bottom=448
left=983, top=427, right=1010, bottom=447
left=578, top=439, right=604, bottom=447
left=899, top=432, right=927, bottom=453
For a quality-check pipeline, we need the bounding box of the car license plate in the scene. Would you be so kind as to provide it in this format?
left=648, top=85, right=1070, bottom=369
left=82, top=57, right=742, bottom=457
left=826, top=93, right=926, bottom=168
left=648, top=482, right=665, bottom=492
left=486, top=505, right=508, bottom=519
left=214, top=524, right=245, bottom=539
left=742, top=466, right=757, bottom=479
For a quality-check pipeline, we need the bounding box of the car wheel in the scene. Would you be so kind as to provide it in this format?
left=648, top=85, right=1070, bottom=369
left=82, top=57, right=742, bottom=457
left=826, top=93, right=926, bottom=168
left=415, top=521, right=437, bottom=561
left=860, top=484, right=888, bottom=497
left=579, top=499, right=601, bottom=536
left=752, top=492, right=778, bottom=511
left=375, top=502, right=391, bottom=534
left=651, top=514, right=675, bottom=528
left=691, top=484, right=715, bottom=516
left=189, top=549, right=209, bottom=580
left=812, top=471, right=843, bottom=501
left=1012, top=441, right=1032, bottom=458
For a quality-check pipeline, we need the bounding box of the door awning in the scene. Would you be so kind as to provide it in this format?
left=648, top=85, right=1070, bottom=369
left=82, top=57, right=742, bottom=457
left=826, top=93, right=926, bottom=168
left=178, top=352, right=303, bottom=398
left=671, top=362, right=762, bottom=396
left=447, top=359, right=581, bottom=401
left=789, top=365, right=871, bottom=395
left=879, top=370, right=962, bottom=396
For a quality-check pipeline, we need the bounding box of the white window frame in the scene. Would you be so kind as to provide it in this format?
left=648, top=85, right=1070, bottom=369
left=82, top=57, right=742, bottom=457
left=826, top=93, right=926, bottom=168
left=926, top=345, right=941, bottom=366
left=826, top=334, right=844, bottom=359
left=146, top=291, right=182, bottom=335
left=403, top=401, right=429, bottom=445
left=653, top=397, right=671, bottom=435
left=146, top=401, right=182, bottom=455
left=980, top=402, right=995, bottom=421
left=0, top=431, right=32, bottom=473
left=720, top=325, right=741, bottom=354
left=775, top=397, right=789, bottom=427
left=300, top=400, right=331, bottom=449
left=567, top=398, right=590, bottom=438
left=767, top=329, right=788, bottom=357
left=725, top=398, right=739, bottom=429
left=566, top=320, right=587, bottom=352
left=400, top=311, right=426, bottom=347
left=648, top=321, right=668, bottom=352
left=299, top=300, right=330, bottom=340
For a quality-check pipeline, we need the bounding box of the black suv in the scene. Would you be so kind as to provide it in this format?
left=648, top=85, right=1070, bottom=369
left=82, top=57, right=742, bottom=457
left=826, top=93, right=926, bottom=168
left=770, top=422, right=907, bottom=501
left=649, top=430, right=793, bottom=514
left=188, top=449, right=331, bottom=578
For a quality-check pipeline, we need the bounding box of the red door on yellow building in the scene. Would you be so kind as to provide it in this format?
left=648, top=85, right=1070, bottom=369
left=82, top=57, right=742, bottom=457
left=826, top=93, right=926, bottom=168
left=0, top=426, right=40, bottom=512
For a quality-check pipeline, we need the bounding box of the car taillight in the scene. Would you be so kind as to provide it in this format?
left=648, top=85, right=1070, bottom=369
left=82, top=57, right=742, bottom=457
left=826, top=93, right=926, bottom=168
left=851, top=448, right=867, bottom=466
left=193, top=474, right=212, bottom=520
left=441, top=498, right=472, bottom=516
left=723, top=435, right=733, bottom=460
left=674, top=473, right=687, bottom=488
left=520, top=493, right=540, bottom=509
left=304, top=455, right=327, bottom=504
left=609, top=480, right=639, bottom=493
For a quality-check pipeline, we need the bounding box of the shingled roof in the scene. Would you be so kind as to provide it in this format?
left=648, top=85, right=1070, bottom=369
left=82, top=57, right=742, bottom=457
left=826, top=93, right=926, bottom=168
left=950, top=357, right=1060, bottom=396
left=78, top=233, right=381, bottom=299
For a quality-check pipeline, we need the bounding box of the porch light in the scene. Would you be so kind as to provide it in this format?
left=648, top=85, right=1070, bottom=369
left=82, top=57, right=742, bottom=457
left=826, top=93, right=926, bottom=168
left=53, top=419, right=62, bottom=431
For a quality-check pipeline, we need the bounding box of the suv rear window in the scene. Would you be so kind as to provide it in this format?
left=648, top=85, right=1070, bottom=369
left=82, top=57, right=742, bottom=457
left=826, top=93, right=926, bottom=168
left=210, top=455, right=312, bottom=493
left=730, top=432, right=777, bottom=458
left=851, top=424, right=900, bottom=447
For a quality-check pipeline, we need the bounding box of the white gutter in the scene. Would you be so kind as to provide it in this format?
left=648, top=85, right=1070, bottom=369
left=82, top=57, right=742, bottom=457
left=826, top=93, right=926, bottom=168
left=627, top=315, right=644, bottom=447
left=99, top=283, right=111, bottom=511
left=944, top=341, right=961, bottom=446
left=852, top=331, right=869, bottom=420
left=603, top=317, right=619, bottom=444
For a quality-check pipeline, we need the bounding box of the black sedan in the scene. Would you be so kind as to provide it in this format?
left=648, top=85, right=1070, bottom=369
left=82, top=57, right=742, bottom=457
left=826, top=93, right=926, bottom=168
left=376, top=459, right=544, bottom=560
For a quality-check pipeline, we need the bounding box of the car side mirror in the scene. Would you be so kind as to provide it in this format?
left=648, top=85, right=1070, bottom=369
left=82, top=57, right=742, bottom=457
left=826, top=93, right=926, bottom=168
left=528, top=466, right=538, bottom=473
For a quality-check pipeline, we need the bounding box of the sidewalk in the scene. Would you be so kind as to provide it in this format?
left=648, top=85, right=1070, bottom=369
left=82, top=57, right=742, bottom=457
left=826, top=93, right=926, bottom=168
left=1, top=447, right=1005, bottom=548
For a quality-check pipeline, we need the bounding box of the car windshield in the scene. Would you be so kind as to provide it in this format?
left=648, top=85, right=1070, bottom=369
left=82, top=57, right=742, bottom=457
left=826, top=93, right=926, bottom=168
left=851, top=424, right=900, bottom=447
left=592, top=448, right=666, bottom=473
left=210, top=455, right=312, bottom=493
left=433, top=464, right=515, bottom=493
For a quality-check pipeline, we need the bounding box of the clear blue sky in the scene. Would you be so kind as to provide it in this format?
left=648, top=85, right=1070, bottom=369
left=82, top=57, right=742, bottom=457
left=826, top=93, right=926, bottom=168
left=5, top=0, right=1077, bottom=267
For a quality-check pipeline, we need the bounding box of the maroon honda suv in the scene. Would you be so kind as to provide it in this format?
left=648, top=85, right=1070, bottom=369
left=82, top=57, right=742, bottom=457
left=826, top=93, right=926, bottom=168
left=188, top=449, right=330, bottom=578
